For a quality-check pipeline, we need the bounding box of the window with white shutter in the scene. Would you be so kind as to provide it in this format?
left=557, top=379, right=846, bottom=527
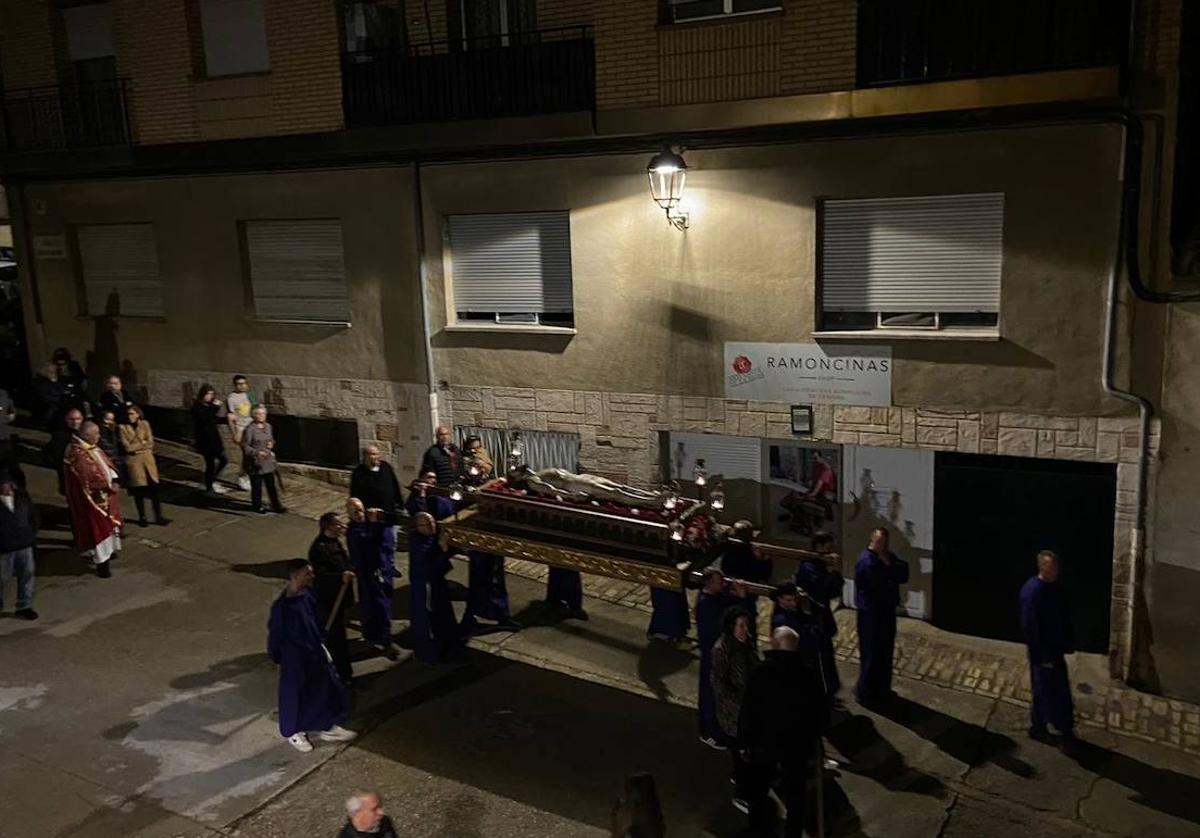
left=200, top=0, right=269, bottom=77
left=447, top=211, right=574, bottom=328
left=244, top=220, right=351, bottom=325
left=76, top=223, right=165, bottom=318
left=819, top=193, right=1003, bottom=332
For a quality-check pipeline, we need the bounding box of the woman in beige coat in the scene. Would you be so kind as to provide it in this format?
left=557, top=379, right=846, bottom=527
left=120, top=405, right=169, bottom=527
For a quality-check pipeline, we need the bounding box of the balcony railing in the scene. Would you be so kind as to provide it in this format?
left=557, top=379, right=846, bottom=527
left=342, top=26, right=595, bottom=127
left=1, top=79, right=131, bottom=152
left=857, top=0, right=1130, bottom=88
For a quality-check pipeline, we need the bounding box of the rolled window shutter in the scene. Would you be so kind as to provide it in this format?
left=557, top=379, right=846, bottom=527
left=822, top=193, right=1004, bottom=313
left=76, top=224, right=164, bottom=318
left=63, top=4, right=115, bottom=61
left=670, top=432, right=761, bottom=481
left=200, top=0, right=270, bottom=76
left=448, top=212, right=574, bottom=314
left=245, top=220, right=351, bottom=324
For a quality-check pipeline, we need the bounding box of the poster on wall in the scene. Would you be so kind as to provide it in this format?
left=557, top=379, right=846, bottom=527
left=724, top=342, right=892, bottom=406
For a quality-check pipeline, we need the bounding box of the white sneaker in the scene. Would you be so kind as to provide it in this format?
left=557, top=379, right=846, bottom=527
left=287, top=733, right=313, bottom=753
left=238, top=475, right=251, bottom=491
left=318, top=725, right=357, bottom=743
left=211, top=484, right=229, bottom=495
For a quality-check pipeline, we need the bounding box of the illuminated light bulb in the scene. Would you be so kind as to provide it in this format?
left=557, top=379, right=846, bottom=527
left=670, top=521, right=684, bottom=542
left=449, top=483, right=464, bottom=502
left=710, top=487, right=726, bottom=511
left=693, top=459, right=708, bottom=487
left=663, top=494, right=678, bottom=511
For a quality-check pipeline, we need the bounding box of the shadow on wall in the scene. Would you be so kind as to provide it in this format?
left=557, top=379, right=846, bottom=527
left=431, top=330, right=574, bottom=353
left=83, top=290, right=146, bottom=404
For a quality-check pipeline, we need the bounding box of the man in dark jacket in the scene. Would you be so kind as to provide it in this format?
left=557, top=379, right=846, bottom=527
left=338, top=791, right=398, bottom=838
left=854, top=526, right=909, bottom=707
left=738, top=626, right=829, bottom=837
left=349, top=444, right=403, bottom=520
left=95, top=374, right=135, bottom=423
left=0, top=468, right=39, bottom=619
left=419, top=425, right=460, bottom=486
left=44, top=408, right=84, bottom=495
left=308, top=512, right=356, bottom=683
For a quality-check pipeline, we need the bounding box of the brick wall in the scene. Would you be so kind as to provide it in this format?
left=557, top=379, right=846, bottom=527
left=266, top=0, right=344, bottom=134
left=659, top=14, right=781, bottom=105
left=0, top=0, right=58, bottom=91
left=115, top=0, right=196, bottom=144
left=593, top=0, right=659, bottom=109
left=539, top=0, right=593, bottom=31
left=779, top=0, right=856, bottom=95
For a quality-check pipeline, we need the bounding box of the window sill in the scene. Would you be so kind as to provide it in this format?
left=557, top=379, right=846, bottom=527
left=76, top=314, right=167, bottom=323
left=813, top=329, right=1001, bottom=342
left=444, top=323, right=576, bottom=336
left=659, top=6, right=783, bottom=28
left=247, top=318, right=352, bottom=328
left=192, top=70, right=272, bottom=82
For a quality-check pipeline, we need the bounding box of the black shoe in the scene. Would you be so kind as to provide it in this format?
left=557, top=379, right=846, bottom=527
left=136, top=518, right=148, bottom=528
left=15, top=608, right=38, bottom=620
left=567, top=608, right=589, bottom=621
left=497, top=618, right=523, bottom=631
left=271, top=505, right=286, bottom=514
left=97, top=562, right=112, bottom=578
left=153, top=517, right=171, bottom=526
left=254, top=506, right=268, bottom=515
left=1027, top=725, right=1054, bottom=744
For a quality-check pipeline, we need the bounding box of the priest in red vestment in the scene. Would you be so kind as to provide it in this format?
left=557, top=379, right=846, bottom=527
left=64, top=421, right=123, bottom=577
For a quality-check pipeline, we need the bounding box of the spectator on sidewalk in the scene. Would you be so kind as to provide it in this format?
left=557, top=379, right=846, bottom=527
left=242, top=405, right=284, bottom=514
left=696, top=568, right=736, bottom=749
left=349, top=444, right=403, bottom=521
left=120, top=405, right=169, bottom=527
left=711, top=606, right=759, bottom=811
left=226, top=374, right=257, bottom=492
left=51, top=348, right=89, bottom=418
left=738, top=626, right=829, bottom=837
left=339, top=791, right=397, bottom=838
left=95, top=374, right=134, bottom=423
left=346, top=497, right=399, bottom=661
left=0, top=468, right=39, bottom=620
left=0, top=387, right=22, bottom=489
left=1020, top=550, right=1076, bottom=750
left=267, top=558, right=356, bottom=754
left=33, top=362, right=67, bottom=428
left=308, top=512, right=355, bottom=683
left=419, top=425, right=460, bottom=486
left=64, top=421, right=123, bottom=578
left=44, top=408, right=84, bottom=495
left=191, top=384, right=228, bottom=497
left=97, top=410, right=125, bottom=479
left=854, top=526, right=909, bottom=708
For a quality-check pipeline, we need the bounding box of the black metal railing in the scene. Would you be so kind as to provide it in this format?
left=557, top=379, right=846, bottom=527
left=342, top=26, right=594, bottom=126
left=0, top=79, right=131, bottom=152
left=857, top=0, right=1130, bottom=88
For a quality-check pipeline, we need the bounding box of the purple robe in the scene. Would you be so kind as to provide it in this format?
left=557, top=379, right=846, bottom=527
left=545, top=567, right=583, bottom=610
left=407, top=531, right=460, bottom=662
left=853, top=548, right=908, bottom=704
left=462, top=550, right=511, bottom=625
left=648, top=587, right=690, bottom=639
left=347, top=520, right=396, bottom=645
left=267, top=589, right=346, bottom=737
left=1019, top=575, right=1075, bottom=736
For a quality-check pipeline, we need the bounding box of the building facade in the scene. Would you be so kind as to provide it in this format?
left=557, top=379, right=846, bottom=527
left=1, top=0, right=1197, bottom=699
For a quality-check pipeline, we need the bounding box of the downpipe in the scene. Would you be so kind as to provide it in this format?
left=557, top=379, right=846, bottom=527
left=412, top=162, right=439, bottom=435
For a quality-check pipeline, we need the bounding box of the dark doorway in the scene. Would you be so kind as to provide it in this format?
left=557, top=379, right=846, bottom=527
left=932, top=452, right=1116, bottom=653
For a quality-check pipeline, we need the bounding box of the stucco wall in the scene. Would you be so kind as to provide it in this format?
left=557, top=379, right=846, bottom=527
left=423, top=123, right=1127, bottom=416
left=21, top=167, right=427, bottom=387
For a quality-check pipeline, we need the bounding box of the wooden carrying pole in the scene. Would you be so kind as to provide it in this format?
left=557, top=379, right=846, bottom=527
left=324, top=577, right=351, bottom=632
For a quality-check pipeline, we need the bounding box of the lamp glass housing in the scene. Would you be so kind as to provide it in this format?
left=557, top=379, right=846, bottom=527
left=647, top=149, right=688, bottom=211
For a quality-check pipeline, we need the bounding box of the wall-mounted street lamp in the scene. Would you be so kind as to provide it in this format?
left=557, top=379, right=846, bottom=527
left=647, top=146, right=689, bottom=231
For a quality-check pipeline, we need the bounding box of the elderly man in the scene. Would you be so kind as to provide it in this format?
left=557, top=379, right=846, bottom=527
left=339, top=791, right=398, bottom=838
left=349, top=445, right=403, bottom=522
left=63, top=421, right=123, bottom=577
left=346, top=498, right=399, bottom=660
left=419, top=425, right=460, bottom=486
left=44, top=408, right=84, bottom=495
left=738, top=626, right=829, bottom=837
left=1020, top=550, right=1076, bottom=750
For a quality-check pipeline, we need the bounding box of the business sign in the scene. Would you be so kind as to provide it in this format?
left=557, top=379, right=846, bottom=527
left=724, top=342, right=892, bottom=406
left=33, top=235, right=67, bottom=260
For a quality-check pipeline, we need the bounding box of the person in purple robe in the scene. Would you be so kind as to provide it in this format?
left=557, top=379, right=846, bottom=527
left=1019, top=549, right=1076, bottom=748
left=545, top=567, right=587, bottom=620
left=695, top=568, right=736, bottom=749
left=407, top=512, right=460, bottom=663
left=795, top=531, right=843, bottom=697
left=267, top=558, right=357, bottom=753
left=405, top=472, right=455, bottom=520
left=647, top=585, right=690, bottom=642
left=346, top=498, right=399, bottom=660
left=461, top=550, right=520, bottom=634
left=854, top=526, right=909, bottom=707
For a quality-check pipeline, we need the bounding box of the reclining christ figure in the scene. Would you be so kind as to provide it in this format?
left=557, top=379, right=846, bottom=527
left=507, top=466, right=669, bottom=510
